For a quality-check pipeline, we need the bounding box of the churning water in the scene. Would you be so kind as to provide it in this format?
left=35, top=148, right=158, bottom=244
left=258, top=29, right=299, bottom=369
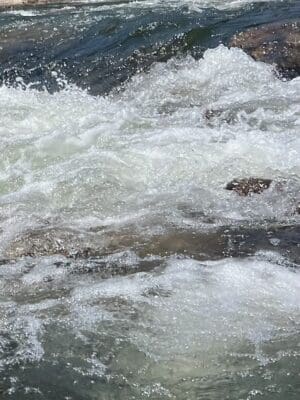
left=0, top=0, right=299, bottom=398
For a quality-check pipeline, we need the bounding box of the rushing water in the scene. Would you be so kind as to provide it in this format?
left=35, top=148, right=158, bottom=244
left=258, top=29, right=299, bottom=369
left=0, top=0, right=300, bottom=399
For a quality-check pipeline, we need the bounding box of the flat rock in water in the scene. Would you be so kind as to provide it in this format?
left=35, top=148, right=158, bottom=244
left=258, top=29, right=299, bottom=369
left=230, top=20, right=300, bottom=78
left=226, top=178, right=272, bottom=196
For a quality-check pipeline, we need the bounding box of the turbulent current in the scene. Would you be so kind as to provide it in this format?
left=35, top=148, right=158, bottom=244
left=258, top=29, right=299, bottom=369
left=0, top=1, right=299, bottom=399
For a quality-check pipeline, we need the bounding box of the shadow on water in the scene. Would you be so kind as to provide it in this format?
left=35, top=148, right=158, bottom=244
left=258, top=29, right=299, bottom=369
left=0, top=0, right=299, bottom=94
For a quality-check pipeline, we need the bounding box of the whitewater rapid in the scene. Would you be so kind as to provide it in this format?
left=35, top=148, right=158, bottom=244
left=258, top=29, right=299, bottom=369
left=59, top=0, right=281, bottom=12
left=1, top=45, right=299, bottom=254
left=0, top=0, right=300, bottom=395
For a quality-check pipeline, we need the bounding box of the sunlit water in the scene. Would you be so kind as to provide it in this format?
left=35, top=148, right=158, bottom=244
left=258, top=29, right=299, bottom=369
left=0, top=0, right=299, bottom=398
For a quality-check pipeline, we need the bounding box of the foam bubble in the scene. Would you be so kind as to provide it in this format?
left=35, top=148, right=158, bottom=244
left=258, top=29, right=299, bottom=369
left=0, top=46, right=299, bottom=252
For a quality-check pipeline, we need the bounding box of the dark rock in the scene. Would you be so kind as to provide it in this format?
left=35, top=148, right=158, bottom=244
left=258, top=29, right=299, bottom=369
left=226, top=178, right=272, bottom=196
left=230, top=20, right=300, bottom=78
left=204, top=109, right=223, bottom=120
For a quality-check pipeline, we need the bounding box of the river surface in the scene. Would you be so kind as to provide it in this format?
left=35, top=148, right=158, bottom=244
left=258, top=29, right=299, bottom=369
left=0, top=1, right=300, bottom=399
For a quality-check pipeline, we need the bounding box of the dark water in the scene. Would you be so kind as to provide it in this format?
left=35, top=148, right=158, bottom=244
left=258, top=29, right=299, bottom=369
left=0, top=1, right=300, bottom=399
left=0, top=0, right=299, bottom=94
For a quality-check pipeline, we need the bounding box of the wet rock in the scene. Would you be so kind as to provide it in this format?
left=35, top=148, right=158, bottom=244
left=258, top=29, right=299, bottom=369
left=226, top=178, right=272, bottom=196
left=3, top=228, right=90, bottom=260
left=230, top=20, right=300, bottom=78
left=3, top=224, right=300, bottom=266
left=204, top=109, right=223, bottom=120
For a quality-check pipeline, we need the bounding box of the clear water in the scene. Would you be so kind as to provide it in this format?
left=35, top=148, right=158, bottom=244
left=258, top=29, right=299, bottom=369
left=1, top=252, right=300, bottom=398
left=0, top=1, right=299, bottom=399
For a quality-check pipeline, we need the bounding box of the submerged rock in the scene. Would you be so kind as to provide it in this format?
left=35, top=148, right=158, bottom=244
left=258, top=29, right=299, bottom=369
left=2, top=224, right=300, bottom=267
left=226, top=178, right=272, bottom=196
left=230, top=20, right=300, bottom=78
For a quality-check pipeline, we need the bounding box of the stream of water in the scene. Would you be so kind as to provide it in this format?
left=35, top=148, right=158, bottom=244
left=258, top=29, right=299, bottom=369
left=0, top=1, right=299, bottom=398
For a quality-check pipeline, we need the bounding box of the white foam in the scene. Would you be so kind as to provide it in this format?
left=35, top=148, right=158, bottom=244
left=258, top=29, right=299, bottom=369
left=0, top=313, right=44, bottom=370
left=67, top=253, right=300, bottom=371
left=0, top=46, right=299, bottom=251
left=0, top=249, right=299, bottom=378
left=79, top=0, right=279, bottom=13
